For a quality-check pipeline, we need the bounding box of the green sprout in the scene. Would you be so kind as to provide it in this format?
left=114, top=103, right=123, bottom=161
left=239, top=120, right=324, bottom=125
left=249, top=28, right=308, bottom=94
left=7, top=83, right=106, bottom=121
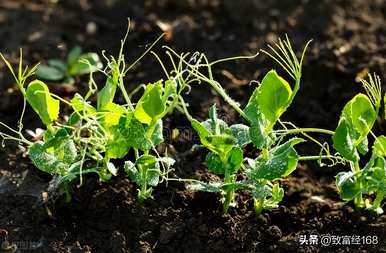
left=0, top=22, right=175, bottom=202
left=163, top=37, right=343, bottom=215
left=333, top=73, right=386, bottom=214
left=36, top=46, right=103, bottom=84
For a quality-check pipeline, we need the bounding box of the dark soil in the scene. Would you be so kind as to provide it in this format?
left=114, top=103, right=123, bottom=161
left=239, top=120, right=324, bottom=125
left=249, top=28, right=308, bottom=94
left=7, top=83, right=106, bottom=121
left=0, top=0, right=385, bottom=252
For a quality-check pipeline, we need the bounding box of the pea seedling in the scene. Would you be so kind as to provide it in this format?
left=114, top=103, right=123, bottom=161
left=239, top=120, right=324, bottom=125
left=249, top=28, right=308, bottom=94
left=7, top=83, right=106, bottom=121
left=36, top=46, right=103, bottom=84
left=168, top=37, right=343, bottom=214
left=0, top=26, right=176, bottom=201
left=333, top=73, right=386, bottom=214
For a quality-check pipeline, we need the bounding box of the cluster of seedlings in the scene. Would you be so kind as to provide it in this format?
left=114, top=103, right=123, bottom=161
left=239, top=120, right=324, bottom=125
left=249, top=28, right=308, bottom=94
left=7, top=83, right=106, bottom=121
left=0, top=25, right=384, bottom=216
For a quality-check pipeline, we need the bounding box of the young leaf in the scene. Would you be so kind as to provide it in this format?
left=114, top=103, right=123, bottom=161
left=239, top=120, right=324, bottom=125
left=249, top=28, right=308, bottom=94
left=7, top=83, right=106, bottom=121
left=66, top=46, right=82, bottom=66
left=333, top=94, right=376, bottom=161
left=230, top=124, right=250, bottom=147
left=251, top=138, right=304, bottom=180
left=26, top=80, right=60, bottom=125
left=134, top=82, right=165, bottom=124
left=244, top=70, right=292, bottom=127
left=263, top=183, right=284, bottom=210
left=205, top=147, right=242, bottom=175
left=226, top=146, right=243, bottom=174
left=250, top=118, right=275, bottom=149
left=186, top=181, right=223, bottom=193
left=28, top=142, right=67, bottom=174
left=124, top=161, right=140, bottom=184
left=69, top=52, right=102, bottom=75
left=333, top=119, right=360, bottom=162
left=36, top=64, right=65, bottom=81
left=205, top=152, right=223, bottom=174
left=97, top=77, right=117, bottom=110
left=71, top=93, right=96, bottom=114
left=102, top=102, right=127, bottom=127
left=106, top=162, right=118, bottom=176
left=374, top=135, right=386, bottom=157
left=336, top=171, right=362, bottom=201
left=47, top=59, right=67, bottom=72
left=256, top=70, right=292, bottom=126
left=136, top=155, right=160, bottom=186
left=346, top=94, right=376, bottom=142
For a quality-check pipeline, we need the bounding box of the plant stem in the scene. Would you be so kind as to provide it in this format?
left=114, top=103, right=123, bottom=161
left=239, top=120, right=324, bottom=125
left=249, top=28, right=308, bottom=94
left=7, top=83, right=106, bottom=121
left=254, top=198, right=264, bottom=216
left=209, top=81, right=250, bottom=123
left=275, top=128, right=334, bottom=135
left=373, top=191, right=385, bottom=210
left=352, top=161, right=364, bottom=209
left=223, top=162, right=235, bottom=214
left=298, top=155, right=337, bottom=161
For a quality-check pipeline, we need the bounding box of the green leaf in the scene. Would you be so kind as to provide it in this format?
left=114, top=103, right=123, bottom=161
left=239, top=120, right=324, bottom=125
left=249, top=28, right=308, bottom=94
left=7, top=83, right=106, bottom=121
left=69, top=52, right=102, bottom=76
left=252, top=138, right=304, bottom=180
left=358, top=137, right=369, bottom=156
left=205, top=134, right=235, bottom=154
left=263, top=183, right=284, bottom=210
left=28, top=142, right=67, bottom=174
left=192, top=118, right=235, bottom=155
left=57, top=139, right=77, bottom=165
left=47, top=59, right=67, bottom=72
left=374, top=135, right=386, bottom=157
left=102, top=102, right=127, bottom=127
left=250, top=119, right=275, bottom=149
left=136, top=155, right=160, bottom=187
left=146, top=167, right=160, bottom=187
left=42, top=128, right=68, bottom=150
left=230, top=124, right=250, bottom=147
left=36, top=64, right=65, bottom=81
left=134, top=82, right=165, bottom=124
left=66, top=46, right=82, bottom=66
left=107, top=127, right=131, bottom=159
left=244, top=70, right=292, bottom=126
left=257, top=70, right=292, bottom=126
left=149, top=119, right=164, bottom=147
left=97, top=77, right=117, bottom=110
left=333, top=94, right=376, bottom=161
left=206, top=146, right=243, bottom=175
left=71, top=93, right=96, bottom=115
left=226, top=146, right=243, bottom=174
left=124, top=161, right=140, bottom=184
left=251, top=183, right=271, bottom=200
left=191, top=118, right=211, bottom=147
left=205, top=152, right=223, bottom=174
left=106, top=162, right=118, bottom=176
left=333, top=119, right=360, bottom=162
left=336, top=171, right=362, bottom=201
left=344, top=94, right=376, bottom=143
left=26, top=80, right=60, bottom=125
left=163, top=79, right=177, bottom=103
left=186, top=181, right=222, bottom=193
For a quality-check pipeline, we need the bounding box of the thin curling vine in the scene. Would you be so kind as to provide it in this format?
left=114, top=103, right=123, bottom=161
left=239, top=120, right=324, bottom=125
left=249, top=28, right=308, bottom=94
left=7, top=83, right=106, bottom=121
left=166, top=36, right=343, bottom=215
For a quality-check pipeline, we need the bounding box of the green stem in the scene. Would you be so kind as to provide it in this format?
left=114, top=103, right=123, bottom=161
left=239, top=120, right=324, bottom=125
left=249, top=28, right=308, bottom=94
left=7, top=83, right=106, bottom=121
left=208, top=81, right=250, bottom=123
left=275, top=128, right=334, bottom=135
left=138, top=163, right=147, bottom=202
left=373, top=191, right=385, bottom=210
left=47, top=124, right=55, bottom=134
left=353, top=161, right=364, bottom=209
left=254, top=198, right=264, bottom=216
left=145, top=118, right=158, bottom=140
left=223, top=160, right=235, bottom=214
left=298, top=155, right=338, bottom=161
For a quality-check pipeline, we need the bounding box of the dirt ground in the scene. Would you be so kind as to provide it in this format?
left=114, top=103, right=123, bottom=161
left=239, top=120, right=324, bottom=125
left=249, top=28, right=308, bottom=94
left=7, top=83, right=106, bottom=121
left=0, top=0, right=385, bottom=252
